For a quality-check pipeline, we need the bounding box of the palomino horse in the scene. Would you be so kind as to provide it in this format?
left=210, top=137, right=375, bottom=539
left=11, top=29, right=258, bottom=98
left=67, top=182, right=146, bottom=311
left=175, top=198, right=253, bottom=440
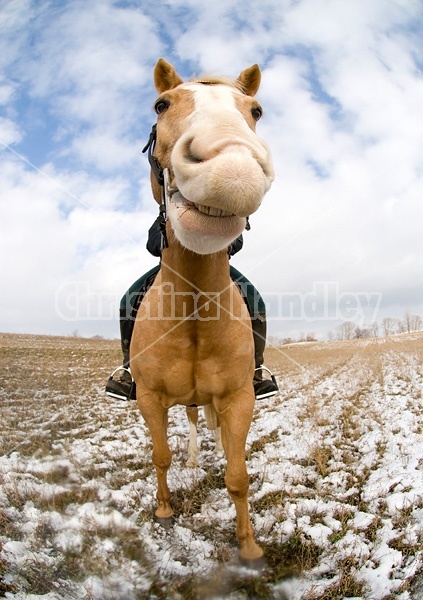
left=130, top=59, right=274, bottom=566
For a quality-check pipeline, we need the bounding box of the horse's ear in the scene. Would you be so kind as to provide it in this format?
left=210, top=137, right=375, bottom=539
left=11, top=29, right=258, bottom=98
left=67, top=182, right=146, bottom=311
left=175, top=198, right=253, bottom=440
left=237, top=64, right=261, bottom=96
left=154, top=58, right=184, bottom=93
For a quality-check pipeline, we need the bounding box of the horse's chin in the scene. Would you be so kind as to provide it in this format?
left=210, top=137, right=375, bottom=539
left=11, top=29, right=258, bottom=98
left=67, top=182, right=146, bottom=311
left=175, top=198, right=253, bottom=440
left=167, top=201, right=246, bottom=255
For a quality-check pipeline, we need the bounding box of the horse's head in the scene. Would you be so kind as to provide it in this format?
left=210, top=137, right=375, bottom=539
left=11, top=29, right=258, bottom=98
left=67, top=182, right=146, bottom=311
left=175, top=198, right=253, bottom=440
left=150, top=58, right=274, bottom=255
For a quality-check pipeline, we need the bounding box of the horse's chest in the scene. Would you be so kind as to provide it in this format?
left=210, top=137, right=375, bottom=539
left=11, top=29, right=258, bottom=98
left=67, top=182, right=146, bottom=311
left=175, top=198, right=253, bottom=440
left=136, top=323, right=253, bottom=405
left=131, top=276, right=254, bottom=405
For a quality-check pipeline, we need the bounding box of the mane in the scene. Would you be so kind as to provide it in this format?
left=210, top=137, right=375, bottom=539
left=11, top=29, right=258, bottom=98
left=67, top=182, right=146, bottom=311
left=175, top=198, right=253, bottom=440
left=190, top=74, right=245, bottom=93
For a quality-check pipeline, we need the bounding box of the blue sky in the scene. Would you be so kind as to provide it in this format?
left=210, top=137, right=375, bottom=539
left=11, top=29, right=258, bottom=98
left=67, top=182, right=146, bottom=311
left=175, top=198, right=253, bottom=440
left=1, top=0, right=422, bottom=340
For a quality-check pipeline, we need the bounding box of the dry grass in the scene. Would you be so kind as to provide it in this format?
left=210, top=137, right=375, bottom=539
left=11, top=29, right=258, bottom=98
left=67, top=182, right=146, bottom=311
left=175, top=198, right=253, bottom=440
left=264, top=333, right=423, bottom=376
left=1, top=331, right=423, bottom=598
left=1, top=333, right=122, bottom=458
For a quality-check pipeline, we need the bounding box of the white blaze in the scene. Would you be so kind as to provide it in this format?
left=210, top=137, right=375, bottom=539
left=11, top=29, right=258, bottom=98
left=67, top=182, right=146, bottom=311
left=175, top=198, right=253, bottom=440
left=168, top=82, right=274, bottom=255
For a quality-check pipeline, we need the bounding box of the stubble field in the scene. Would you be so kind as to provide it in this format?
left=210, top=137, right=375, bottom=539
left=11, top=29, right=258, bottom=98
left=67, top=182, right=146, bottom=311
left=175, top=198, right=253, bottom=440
left=1, top=332, right=423, bottom=599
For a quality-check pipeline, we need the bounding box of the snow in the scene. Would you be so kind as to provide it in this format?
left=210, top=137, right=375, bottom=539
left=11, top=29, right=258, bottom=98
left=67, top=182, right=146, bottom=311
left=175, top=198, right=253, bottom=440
left=1, top=337, right=423, bottom=598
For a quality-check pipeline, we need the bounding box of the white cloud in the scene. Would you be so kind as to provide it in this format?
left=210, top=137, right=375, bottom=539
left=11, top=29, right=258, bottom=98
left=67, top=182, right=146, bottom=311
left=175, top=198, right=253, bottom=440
left=1, top=0, right=422, bottom=340
left=23, top=1, right=159, bottom=96
left=13, top=0, right=163, bottom=173
left=0, top=155, right=157, bottom=336
left=0, top=118, right=22, bottom=146
left=0, top=0, right=35, bottom=68
left=68, top=132, right=140, bottom=172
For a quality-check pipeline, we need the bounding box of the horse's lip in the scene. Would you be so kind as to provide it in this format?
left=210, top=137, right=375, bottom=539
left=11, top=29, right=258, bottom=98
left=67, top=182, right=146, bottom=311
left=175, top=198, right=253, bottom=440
left=171, top=191, right=236, bottom=218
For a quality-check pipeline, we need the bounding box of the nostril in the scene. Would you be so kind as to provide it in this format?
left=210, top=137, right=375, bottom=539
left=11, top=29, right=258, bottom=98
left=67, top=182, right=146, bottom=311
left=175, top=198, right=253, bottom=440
left=187, top=150, right=203, bottom=163
left=185, top=138, right=204, bottom=163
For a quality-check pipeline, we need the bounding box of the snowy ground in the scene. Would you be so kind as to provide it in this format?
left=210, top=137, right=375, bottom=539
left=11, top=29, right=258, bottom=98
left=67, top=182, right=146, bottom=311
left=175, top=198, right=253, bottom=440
left=1, top=333, right=423, bottom=599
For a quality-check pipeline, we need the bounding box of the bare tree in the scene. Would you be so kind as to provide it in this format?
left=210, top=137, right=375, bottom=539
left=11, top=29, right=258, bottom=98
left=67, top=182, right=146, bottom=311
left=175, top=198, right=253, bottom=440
left=370, top=322, right=379, bottom=337
left=336, top=321, right=355, bottom=340
left=267, top=335, right=281, bottom=346
left=355, top=326, right=371, bottom=339
left=382, top=318, right=397, bottom=336
left=410, top=314, right=423, bottom=331
left=396, top=312, right=422, bottom=334
left=397, top=319, right=406, bottom=334
left=404, top=310, right=412, bottom=333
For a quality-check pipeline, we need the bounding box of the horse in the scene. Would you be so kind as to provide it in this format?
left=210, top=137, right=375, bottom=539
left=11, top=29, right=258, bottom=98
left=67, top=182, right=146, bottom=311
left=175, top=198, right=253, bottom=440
left=130, top=58, right=274, bottom=566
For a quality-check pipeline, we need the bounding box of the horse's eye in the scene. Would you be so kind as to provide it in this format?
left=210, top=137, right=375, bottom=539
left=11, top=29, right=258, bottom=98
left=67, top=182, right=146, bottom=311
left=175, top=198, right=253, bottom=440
left=251, top=105, right=263, bottom=121
left=154, top=99, right=169, bottom=114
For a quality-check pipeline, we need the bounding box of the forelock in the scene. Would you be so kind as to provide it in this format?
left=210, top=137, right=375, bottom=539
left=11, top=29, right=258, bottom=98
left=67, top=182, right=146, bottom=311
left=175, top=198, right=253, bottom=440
left=190, top=74, right=245, bottom=93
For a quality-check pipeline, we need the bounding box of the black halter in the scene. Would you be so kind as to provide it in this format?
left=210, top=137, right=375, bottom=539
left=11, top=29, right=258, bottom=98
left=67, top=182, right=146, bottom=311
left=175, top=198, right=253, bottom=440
left=142, top=125, right=169, bottom=247
left=142, top=124, right=164, bottom=187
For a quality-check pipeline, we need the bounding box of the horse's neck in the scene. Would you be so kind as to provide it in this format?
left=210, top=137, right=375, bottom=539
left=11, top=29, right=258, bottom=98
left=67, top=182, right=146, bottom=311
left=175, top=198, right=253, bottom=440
left=160, top=235, right=230, bottom=295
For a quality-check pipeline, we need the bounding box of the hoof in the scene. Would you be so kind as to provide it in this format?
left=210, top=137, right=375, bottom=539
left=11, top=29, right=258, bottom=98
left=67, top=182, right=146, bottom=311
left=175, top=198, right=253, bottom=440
left=238, top=553, right=267, bottom=571
left=154, top=515, right=175, bottom=530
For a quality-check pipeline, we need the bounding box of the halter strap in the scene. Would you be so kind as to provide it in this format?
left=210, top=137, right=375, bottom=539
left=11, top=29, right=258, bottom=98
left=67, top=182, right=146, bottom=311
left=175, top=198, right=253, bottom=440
left=142, top=125, right=168, bottom=247
left=142, top=124, right=164, bottom=186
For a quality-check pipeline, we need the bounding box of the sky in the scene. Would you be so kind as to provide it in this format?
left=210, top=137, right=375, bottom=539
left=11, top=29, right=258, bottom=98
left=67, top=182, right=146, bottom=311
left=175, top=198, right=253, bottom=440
left=1, top=0, right=422, bottom=341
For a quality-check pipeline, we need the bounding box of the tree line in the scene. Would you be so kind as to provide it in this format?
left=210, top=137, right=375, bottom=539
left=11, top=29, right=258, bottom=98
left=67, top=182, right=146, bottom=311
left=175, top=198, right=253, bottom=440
left=268, top=310, right=423, bottom=346
left=330, top=310, right=423, bottom=341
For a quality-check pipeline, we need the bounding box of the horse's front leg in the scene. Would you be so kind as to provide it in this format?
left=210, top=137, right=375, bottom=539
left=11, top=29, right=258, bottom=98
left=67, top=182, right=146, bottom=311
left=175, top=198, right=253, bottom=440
left=138, top=394, right=173, bottom=525
left=218, top=390, right=264, bottom=566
